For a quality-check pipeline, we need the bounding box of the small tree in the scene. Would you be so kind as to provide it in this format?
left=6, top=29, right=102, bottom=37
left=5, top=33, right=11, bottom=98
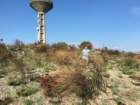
left=79, top=41, right=93, bottom=49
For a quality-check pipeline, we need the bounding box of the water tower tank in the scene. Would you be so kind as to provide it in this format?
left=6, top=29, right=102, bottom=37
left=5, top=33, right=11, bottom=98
left=29, top=0, right=53, bottom=44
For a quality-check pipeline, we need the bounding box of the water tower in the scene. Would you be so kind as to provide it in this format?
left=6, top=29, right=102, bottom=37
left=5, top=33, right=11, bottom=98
left=29, top=0, right=53, bottom=44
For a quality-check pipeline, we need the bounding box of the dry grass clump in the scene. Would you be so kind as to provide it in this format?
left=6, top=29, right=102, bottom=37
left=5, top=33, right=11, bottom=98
left=89, top=53, right=105, bottom=70
left=48, top=50, right=79, bottom=65
left=32, top=42, right=78, bottom=66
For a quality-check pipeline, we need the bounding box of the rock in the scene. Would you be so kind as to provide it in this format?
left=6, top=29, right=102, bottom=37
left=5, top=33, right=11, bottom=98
left=132, top=80, right=140, bottom=86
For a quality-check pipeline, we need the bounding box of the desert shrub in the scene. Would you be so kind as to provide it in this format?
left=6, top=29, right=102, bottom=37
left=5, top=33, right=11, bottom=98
left=0, top=97, right=13, bottom=105
left=51, top=42, right=69, bottom=50
left=114, top=97, right=126, bottom=105
left=48, top=50, right=78, bottom=65
left=125, top=52, right=135, bottom=57
left=13, top=58, right=29, bottom=84
left=40, top=74, right=60, bottom=97
left=34, top=59, right=56, bottom=72
left=73, top=60, right=106, bottom=96
left=89, top=54, right=105, bottom=70
left=23, top=99, right=34, bottom=105
left=40, top=73, right=71, bottom=98
left=49, top=97, right=62, bottom=105
left=0, top=69, right=8, bottom=78
left=17, top=83, right=39, bottom=97
left=123, top=58, right=139, bottom=68
left=79, top=41, right=93, bottom=49
left=120, top=57, right=139, bottom=75
left=71, top=68, right=106, bottom=105
left=101, top=47, right=121, bottom=56
left=72, top=73, right=94, bottom=99
left=8, top=76, right=26, bottom=86
left=129, top=72, right=140, bottom=81
left=111, top=83, right=120, bottom=95
left=0, top=42, right=12, bottom=63
left=34, top=44, right=48, bottom=53
left=120, top=66, right=134, bottom=75
left=28, top=73, right=41, bottom=82
left=10, top=39, right=25, bottom=51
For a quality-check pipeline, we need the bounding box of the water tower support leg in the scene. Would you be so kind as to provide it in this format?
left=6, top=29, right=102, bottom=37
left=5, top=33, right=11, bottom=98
left=37, top=12, right=46, bottom=44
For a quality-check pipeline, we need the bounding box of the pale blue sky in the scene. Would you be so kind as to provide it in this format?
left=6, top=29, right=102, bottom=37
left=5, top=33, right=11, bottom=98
left=0, top=0, right=140, bottom=52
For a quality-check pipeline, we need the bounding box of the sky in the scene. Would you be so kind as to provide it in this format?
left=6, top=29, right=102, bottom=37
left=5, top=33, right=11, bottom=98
left=0, top=0, right=140, bottom=52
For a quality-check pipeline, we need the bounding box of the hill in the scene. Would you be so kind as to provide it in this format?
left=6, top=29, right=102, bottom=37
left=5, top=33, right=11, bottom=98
left=0, top=41, right=140, bottom=105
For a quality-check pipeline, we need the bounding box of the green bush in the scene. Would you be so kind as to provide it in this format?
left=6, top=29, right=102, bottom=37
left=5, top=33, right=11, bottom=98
left=28, top=73, right=40, bottom=82
left=120, top=66, right=135, bottom=75
left=120, top=57, right=139, bottom=75
left=51, top=42, right=69, bottom=50
left=34, top=59, right=56, bottom=72
left=23, top=99, right=34, bottom=105
left=17, top=83, right=39, bottom=97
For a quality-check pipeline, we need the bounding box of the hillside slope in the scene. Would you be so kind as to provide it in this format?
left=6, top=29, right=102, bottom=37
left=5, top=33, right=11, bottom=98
left=0, top=43, right=140, bottom=105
